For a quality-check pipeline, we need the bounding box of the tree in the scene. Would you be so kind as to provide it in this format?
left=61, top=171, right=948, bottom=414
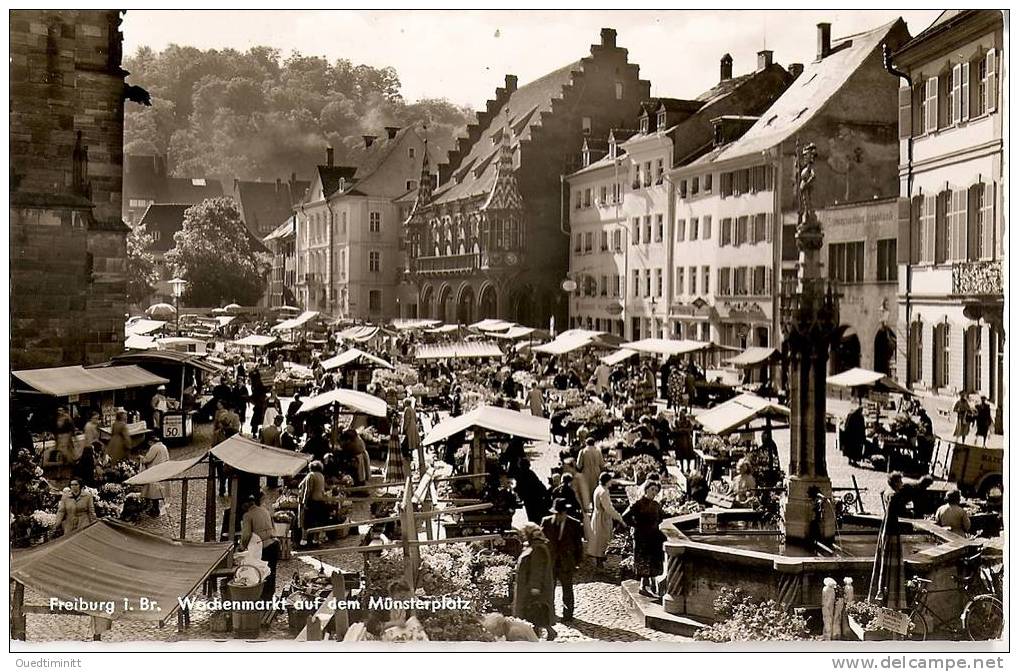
left=164, top=198, right=271, bottom=306
left=126, top=225, right=158, bottom=306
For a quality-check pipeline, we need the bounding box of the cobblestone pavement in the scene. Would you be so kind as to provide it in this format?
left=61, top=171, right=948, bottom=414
left=18, top=392, right=981, bottom=643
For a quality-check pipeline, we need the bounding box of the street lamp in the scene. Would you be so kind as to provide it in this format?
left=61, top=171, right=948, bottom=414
left=168, top=278, right=188, bottom=336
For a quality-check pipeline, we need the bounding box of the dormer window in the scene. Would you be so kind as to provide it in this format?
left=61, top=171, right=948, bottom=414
left=657, top=110, right=667, bottom=130
left=639, top=115, right=649, bottom=134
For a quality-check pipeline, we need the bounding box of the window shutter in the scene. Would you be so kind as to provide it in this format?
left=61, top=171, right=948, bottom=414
left=926, top=77, right=938, bottom=131
left=765, top=213, right=773, bottom=243
left=913, top=82, right=925, bottom=134
left=961, top=62, right=970, bottom=121
left=968, top=184, right=980, bottom=260
left=923, top=194, right=937, bottom=262
left=703, top=215, right=712, bottom=239
left=677, top=219, right=685, bottom=242
left=748, top=216, right=756, bottom=244
left=986, top=49, right=997, bottom=112
left=898, top=86, right=913, bottom=138
left=984, top=181, right=996, bottom=259
left=765, top=267, right=773, bottom=294
left=952, top=63, right=962, bottom=124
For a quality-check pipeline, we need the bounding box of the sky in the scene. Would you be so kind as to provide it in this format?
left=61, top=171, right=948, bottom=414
left=122, top=9, right=943, bottom=109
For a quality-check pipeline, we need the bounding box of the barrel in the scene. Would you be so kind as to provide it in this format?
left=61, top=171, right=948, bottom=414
left=226, top=580, right=265, bottom=638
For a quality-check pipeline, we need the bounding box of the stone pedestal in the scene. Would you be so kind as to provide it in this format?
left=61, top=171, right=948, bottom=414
left=782, top=475, right=836, bottom=543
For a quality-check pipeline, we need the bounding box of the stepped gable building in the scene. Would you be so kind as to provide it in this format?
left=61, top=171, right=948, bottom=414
left=10, top=10, right=144, bottom=368
left=889, top=10, right=1004, bottom=429
left=404, top=28, right=651, bottom=328
left=122, top=154, right=223, bottom=226
left=565, top=50, right=793, bottom=340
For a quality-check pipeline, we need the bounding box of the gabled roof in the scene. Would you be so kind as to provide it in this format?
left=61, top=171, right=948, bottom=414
left=317, top=165, right=358, bottom=199
left=138, top=203, right=190, bottom=252
left=696, top=73, right=754, bottom=105
left=124, top=155, right=223, bottom=204
left=233, top=180, right=307, bottom=234
left=433, top=61, right=582, bottom=204
left=715, top=19, right=903, bottom=162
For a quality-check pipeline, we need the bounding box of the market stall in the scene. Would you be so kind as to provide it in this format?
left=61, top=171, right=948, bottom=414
left=12, top=364, right=171, bottom=460
left=10, top=519, right=232, bottom=639
left=415, top=341, right=503, bottom=360
left=271, top=310, right=321, bottom=341
left=390, top=318, right=442, bottom=331
left=532, top=329, right=623, bottom=356
left=321, top=348, right=394, bottom=391
left=723, top=346, right=782, bottom=393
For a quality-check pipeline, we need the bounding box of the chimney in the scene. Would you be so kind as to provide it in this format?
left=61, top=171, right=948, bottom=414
left=720, top=53, right=733, bottom=82
left=817, top=22, right=831, bottom=60
left=362, top=135, right=377, bottom=149
left=757, top=50, right=773, bottom=72
left=384, top=126, right=400, bottom=139
left=275, top=178, right=282, bottom=193
left=600, top=28, right=617, bottom=48
left=290, top=172, right=296, bottom=187
left=504, top=74, right=518, bottom=93
left=326, top=146, right=334, bottom=167
left=789, top=63, right=804, bottom=79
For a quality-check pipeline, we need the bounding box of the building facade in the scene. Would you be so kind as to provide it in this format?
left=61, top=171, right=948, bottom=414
left=817, top=198, right=901, bottom=375
left=122, top=154, right=223, bottom=226
left=668, top=19, right=911, bottom=355
left=889, top=10, right=1004, bottom=425
left=295, top=128, right=435, bottom=319
left=405, top=29, right=651, bottom=329
left=566, top=50, right=794, bottom=340
left=10, top=10, right=140, bottom=368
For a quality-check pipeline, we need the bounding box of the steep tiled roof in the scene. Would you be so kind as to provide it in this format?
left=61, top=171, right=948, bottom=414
left=124, top=155, right=223, bottom=203
left=234, top=180, right=306, bottom=235
left=433, top=61, right=582, bottom=204
left=138, top=203, right=190, bottom=252
left=715, top=19, right=902, bottom=161
left=696, top=73, right=754, bottom=105
left=317, top=165, right=358, bottom=199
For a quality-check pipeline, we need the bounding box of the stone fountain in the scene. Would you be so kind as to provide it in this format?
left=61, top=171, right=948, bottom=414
left=622, top=142, right=978, bottom=638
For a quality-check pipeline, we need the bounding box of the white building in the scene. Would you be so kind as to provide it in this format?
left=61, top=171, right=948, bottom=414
left=889, top=10, right=1004, bottom=427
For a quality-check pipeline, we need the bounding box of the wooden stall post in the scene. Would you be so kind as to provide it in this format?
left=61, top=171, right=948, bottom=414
left=11, top=581, right=26, bottom=640
left=331, top=571, right=349, bottom=639
left=227, top=475, right=240, bottom=544
left=400, top=477, right=419, bottom=591
left=204, top=458, right=217, bottom=543
left=179, top=478, right=189, bottom=541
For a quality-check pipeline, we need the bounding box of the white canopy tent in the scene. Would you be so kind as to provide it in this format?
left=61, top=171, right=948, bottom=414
left=415, top=341, right=503, bottom=360
left=423, top=405, right=551, bottom=446
left=321, top=348, right=393, bottom=371
left=622, top=338, right=713, bottom=357
left=724, top=346, right=780, bottom=368
left=296, top=388, right=389, bottom=417
left=234, top=334, right=277, bottom=348
left=601, top=348, right=638, bottom=366
left=469, top=319, right=517, bottom=332
left=826, top=367, right=912, bottom=395
left=271, top=310, right=320, bottom=332
left=694, top=393, right=790, bottom=436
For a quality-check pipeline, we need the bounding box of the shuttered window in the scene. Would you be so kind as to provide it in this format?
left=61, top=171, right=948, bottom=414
left=703, top=215, right=712, bottom=239
left=899, top=85, right=913, bottom=138
left=986, top=48, right=997, bottom=113
left=720, top=217, right=732, bottom=246
left=924, top=76, right=938, bottom=132
left=921, top=194, right=936, bottom=263
left=951, top=63, right=962, bottom=124
left=934, top=191, right=950, bottom=264
left=960, top=61, right=970, bottom=121
left=676, top=218, right=686, bottom=242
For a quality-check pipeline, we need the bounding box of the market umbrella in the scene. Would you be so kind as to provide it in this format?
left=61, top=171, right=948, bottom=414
left=224, top=303, right=243, bottom=314
left=145, top=303, right=176, bottom=320
left=826, top=367, right=913, bottom=396
left=297, top=388, right=388, bottom=417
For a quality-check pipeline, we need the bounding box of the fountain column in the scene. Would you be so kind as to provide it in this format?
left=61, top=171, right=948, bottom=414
left=781, top=142, right=838, bottom=544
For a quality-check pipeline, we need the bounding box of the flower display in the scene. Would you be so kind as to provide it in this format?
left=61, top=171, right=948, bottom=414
left=613, top=455, right=661, bottom=484
left=695, top=587, right=812, bottom=642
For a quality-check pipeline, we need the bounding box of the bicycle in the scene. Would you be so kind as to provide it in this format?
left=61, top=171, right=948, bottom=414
left=906, top=550, right=1003, bottom=641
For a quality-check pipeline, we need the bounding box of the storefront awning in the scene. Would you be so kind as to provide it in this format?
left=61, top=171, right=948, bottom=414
left=621, top=338, right=712, bottom=357
left=425, top=324, right=460, bottom=334
left=415, top=341, right=504, bottom=360
left=211, top=435, right=313, bottom=476
left=125, top=319, right=166, bottom=336
left=335, top=325, right=381, bottom=341
left=234, top=334, right=277, bottom=347
left=469, top=319, right=517, bottom=332
left=826, top=367, right=912, bottom=395
left=724, top=346, right=780, bottom=368
left=297, top=388, right=389, bottom=417
left=11, top=519, right=231, bottom=624
left=321, top=348, right=394, bottom=371
left=694, top=393, right=789, bottom=436
left=124, top=453, right=207, bottom=485
left=391, top=318, right=442, bottom=331
left=125, top=334, right=157, bottom=351
left=271, top=310, right=320, bottom=332
left=13, top=365, right=170, bottom=397
left=111, top=350, right=225, bottom=374
left=424, top=405, right=551, bottom=446
left=601, top=349, right=638, bottom=366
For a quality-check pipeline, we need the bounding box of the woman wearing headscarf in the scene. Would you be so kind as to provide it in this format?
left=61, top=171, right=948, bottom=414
left=623, top=478, right=667, bottom=598
left=588, top=471, right=625, bottom=568
left=140, top=438, right=170, bottom=516
left=53, top=479, right=97, bottom=536
left=512, top=522, right=556, bottom=640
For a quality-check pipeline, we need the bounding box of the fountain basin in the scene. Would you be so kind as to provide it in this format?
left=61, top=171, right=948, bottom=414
left=658, top=509, right=980, bottom=634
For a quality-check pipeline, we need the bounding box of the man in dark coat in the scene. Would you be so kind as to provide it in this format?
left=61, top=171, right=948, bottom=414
left=514, top=459, right=551, bottom=524
left=540, top=498, right=585, bottom=622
